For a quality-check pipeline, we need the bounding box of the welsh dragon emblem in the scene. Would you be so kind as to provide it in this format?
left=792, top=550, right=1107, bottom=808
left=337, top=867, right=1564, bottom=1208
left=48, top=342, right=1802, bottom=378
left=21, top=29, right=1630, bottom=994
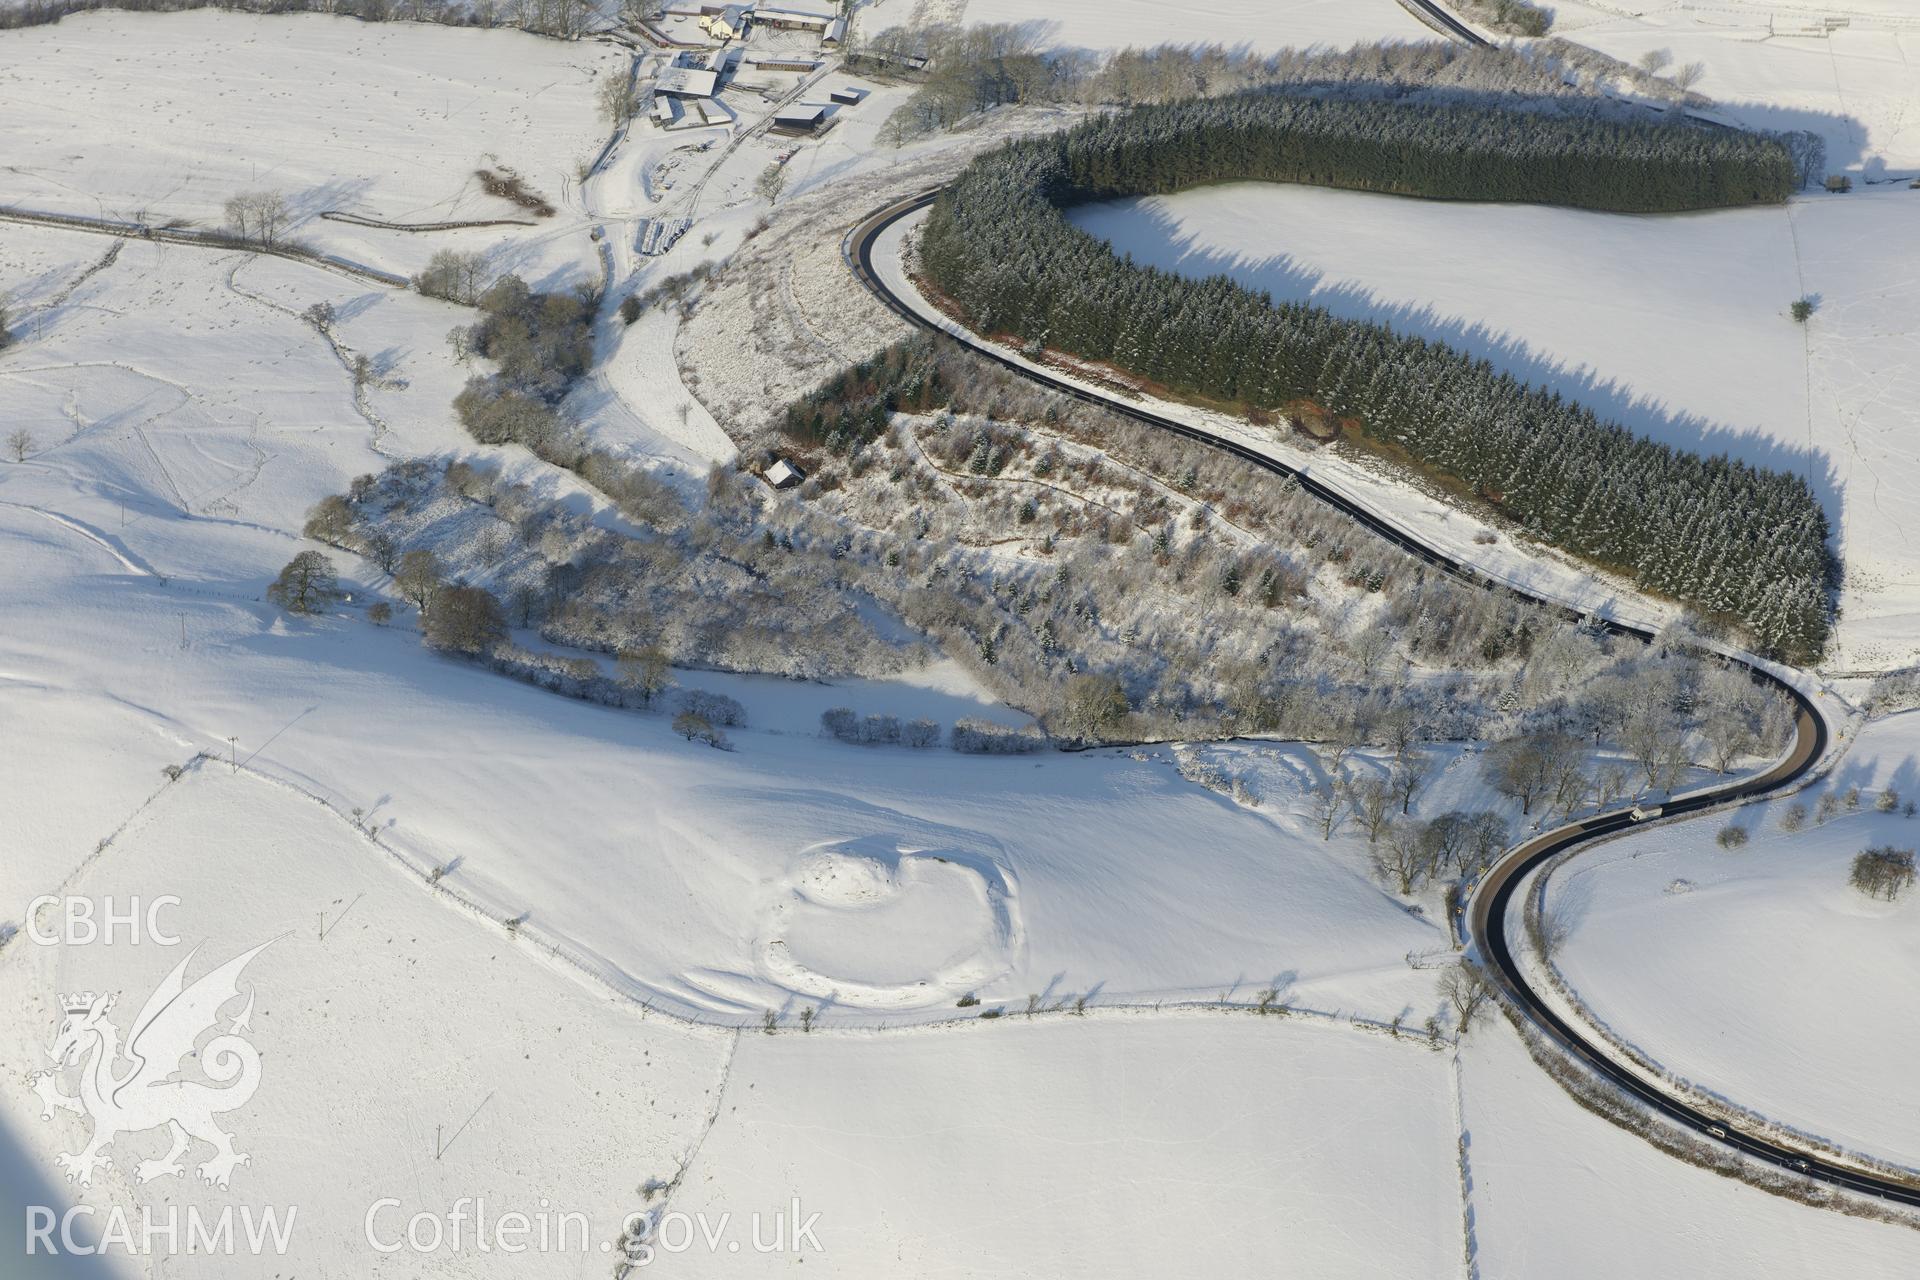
left=32, top=940, right=273, bottom=1189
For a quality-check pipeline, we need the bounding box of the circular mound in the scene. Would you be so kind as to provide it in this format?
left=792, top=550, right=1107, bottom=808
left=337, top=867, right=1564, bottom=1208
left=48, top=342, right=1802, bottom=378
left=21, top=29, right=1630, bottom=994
left=757, top=837, right=1019, bottom=1010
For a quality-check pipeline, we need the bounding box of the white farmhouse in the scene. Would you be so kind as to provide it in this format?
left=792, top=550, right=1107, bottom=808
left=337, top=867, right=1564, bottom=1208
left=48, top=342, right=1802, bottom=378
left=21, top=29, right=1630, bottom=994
left=699, top=4, right=751, bottom=40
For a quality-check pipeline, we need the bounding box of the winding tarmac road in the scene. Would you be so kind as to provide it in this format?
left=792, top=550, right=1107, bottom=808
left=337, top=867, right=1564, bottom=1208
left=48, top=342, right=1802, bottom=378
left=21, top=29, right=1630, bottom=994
left=843, top=190, right=1920, bottom=1208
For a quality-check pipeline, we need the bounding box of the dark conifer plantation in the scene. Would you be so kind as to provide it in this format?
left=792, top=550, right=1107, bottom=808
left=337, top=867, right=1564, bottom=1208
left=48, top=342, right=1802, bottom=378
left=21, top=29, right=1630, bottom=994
left=920, top=94, right=1829, bottom=660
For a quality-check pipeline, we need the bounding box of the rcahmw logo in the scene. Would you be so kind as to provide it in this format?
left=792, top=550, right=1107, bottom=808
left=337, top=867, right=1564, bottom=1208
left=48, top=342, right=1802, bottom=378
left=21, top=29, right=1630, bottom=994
left=27, top=1204, right=297, bottom=1258
left=25, top=939, right=294, bottom=1257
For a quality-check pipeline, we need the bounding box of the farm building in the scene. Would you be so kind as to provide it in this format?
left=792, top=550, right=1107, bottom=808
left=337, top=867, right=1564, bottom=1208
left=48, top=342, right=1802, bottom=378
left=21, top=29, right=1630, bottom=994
left=655, top=66, right=719, bottom=97
left=769, top=104, right=827, bottom=135
left=828, top=85, right=866, bottom=106
left=699, top=4, right=750, bottom=39
left=749, top=54, right=822, bottom=72
left=823, top=16, right=845, bottom=45
left=756, top=7, right=833, bottom=34
left=651, top=94, right=679, bottom=125
left=765, top=459, right=805, bottom=489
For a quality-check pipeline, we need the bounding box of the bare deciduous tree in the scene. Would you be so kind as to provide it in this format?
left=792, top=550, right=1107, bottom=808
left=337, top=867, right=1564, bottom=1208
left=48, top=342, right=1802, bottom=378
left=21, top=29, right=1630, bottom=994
left=1463, top=811, right=1508, bottom=879
left=1375, top=821, right=1431, bottom=895
left=1532, top=898, right=1573, bottom=961
left=1352, top=776, right=1395, bottom=844
left=674, top=709, right=725, bottom=748
left=616, top=644, right=673, bottom=705
left=224, top=190, right=289, bottom=245
left=423, top=584, right=506, bottom=654
left=1440, top=962, right=1494, bottom=1036
left=1486, top=732, right=1579, bottom=817
left=415, top=250, right=492, bottom=305
left=597, top=73, right=639, bottom=127
left=1851, top=846, right=1916, bottom=901
left=1548, top=753, right=1589, bottom=820
left=267, top=551, right=341, bottom=615
left=1392, top=749, right=1432, bottom=815
left=754, top=161, right=787, bottom=205
left=1311, top=775, right=1350, bottom=842
left=393, top=548, right=444, bottom=614
left=6, top=426, right=33, bottom=462
left=1058, top=673, right=1128, bottom=742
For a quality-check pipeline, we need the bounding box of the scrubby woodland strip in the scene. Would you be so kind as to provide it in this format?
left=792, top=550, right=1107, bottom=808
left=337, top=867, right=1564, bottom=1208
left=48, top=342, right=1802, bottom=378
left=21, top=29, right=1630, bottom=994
left=1443, top=0, right=1551, bottom=38
left=917, top=101, right=1830, bottom=660
left=757, top=335, right=1794, bottom=754
left=860, top=29, right=1808, bottom=161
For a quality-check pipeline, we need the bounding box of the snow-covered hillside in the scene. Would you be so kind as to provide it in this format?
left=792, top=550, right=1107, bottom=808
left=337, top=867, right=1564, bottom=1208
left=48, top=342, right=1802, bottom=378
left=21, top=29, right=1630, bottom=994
left=0, top=12, right=619, bottom=281
left=5, top=1, right=1920, bottom=1273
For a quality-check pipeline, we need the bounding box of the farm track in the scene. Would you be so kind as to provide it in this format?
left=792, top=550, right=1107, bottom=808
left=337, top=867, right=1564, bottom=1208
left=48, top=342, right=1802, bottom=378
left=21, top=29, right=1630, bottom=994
left=843, top=190, right=1920, bottom=1211
left=0, top=205, right=408, bottom=288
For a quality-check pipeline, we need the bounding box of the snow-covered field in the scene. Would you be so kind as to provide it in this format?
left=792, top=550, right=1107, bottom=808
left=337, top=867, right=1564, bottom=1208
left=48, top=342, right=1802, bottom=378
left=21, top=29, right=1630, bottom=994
left=672, top=1015, right=1461, bottom=1279
left=1549, top=1, right=1920, bottom=174
left=0, top=473, right=1451, bottom=1024
left=0, top=12, right=622, bottom=282
left=1462, top=1018, right=1920, bottom=1278
left=6, top=2, right=1920, bottom=1273
left=1068, top=182, right=1920, bottom=670
left=953, top=0, right=1432, bottom=54
left=0, top=215, right=1455, bottom=1030
left=1547, top=708, right=1920, bottom=1170
left=0, top=766, right=734, bottom=1277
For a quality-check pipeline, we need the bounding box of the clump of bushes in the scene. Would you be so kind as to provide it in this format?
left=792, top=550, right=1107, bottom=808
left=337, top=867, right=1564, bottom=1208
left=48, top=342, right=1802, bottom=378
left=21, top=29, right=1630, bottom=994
left=676, top=689, right=745, bottom=728
left=951, top=718, right=1047, bottom=754
left=423, top=585, right=507, bottom=655
left=1716, top=825, right=1750, bottom=849
left=673, top=710, right=728, bottom=749
left=475, top=167, right=555, bottom=218
left=462, top=276, right=593, bottom=400
left=414, top=249, right=492, bottom=305
left=783, top=340, right=950, bottom=454
left=1454, top=0, right=1551, bottom=37
left=449, top=275, right=598, bottom=461
left=1850, top=846, right=1916, bottom=901
left=822, top=708, right=942, bottom=747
